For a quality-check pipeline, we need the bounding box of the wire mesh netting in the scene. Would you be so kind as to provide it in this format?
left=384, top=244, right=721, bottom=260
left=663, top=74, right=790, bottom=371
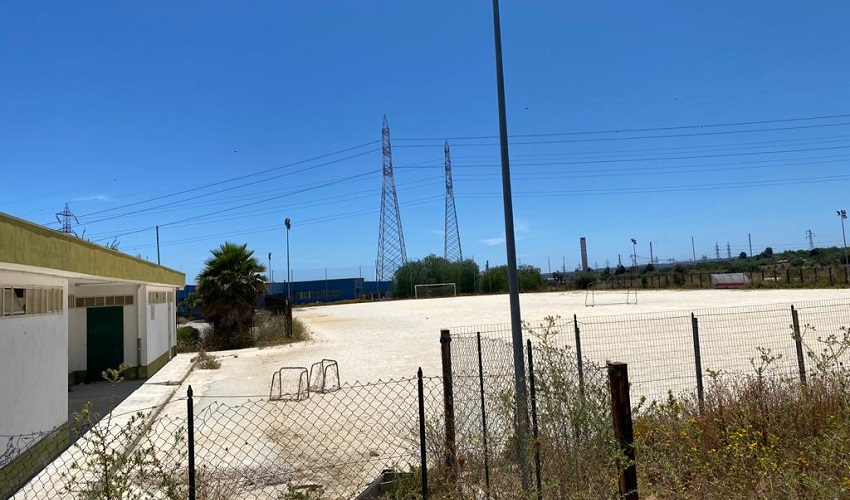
left=448, top=325, right=621, bottom=498
left=445, top=297, right=850, bottom=497
left=5, top=298, right=850, bottom=499
left=10, top=377, right=445, bottom=500
left=451, top=298, right=850, bottom=404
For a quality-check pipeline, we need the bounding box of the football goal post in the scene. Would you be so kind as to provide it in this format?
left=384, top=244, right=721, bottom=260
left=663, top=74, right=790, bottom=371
left=584, top=280, right=637, bottom=307
left=414, top=283, right=457, bottom=299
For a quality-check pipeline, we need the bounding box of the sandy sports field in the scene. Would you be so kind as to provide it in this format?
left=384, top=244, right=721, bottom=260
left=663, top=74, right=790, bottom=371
left=178, top=288, right=850, bottom=398
left=145, top=289, right=850, bottom=498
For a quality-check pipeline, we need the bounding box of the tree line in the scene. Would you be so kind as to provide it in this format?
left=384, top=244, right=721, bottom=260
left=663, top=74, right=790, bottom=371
left=391, top=254, right=545, bottom=298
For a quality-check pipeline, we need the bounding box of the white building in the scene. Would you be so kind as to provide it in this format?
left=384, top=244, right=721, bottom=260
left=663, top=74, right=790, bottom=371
left=0, top=212, right=184, bottom=488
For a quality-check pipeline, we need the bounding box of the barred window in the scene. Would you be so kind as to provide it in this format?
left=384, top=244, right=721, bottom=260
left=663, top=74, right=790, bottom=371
left=71, top=295, right=134, bottom=309
left=1, top=287, right=64, bottom=317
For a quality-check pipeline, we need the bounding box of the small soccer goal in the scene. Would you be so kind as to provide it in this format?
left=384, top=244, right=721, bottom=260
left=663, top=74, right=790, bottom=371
left=584, top=281, right=638, bottom=307
left=269, top=366, right=310, bottom=401
left=414, top=283, right=457, bottom=299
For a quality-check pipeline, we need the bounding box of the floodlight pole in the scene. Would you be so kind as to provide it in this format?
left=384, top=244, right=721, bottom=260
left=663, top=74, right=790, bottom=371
left=839, top=210, right=849, bottom=285
left=268, top=252, right=273, bottom=293
left=491, top=0, right=531, bottom=491
left=285, top=218, right=292, bottom=300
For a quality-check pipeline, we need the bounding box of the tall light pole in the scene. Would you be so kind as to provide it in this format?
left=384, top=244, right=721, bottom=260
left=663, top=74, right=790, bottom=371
left=691, top=236, right=696, bottom=262
left=835, top=210, right=850, bottom=285
left=268, top=252, right=273, bottom=293
left=491, top=0, right=530, bottom=490
left=285, top=218, right=292, bottom=300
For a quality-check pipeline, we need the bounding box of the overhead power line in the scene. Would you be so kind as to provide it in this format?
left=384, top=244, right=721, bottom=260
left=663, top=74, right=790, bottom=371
left=75, top=148, right=380, bottom=227
left=394, top=113, right=850, bottom=141
left=44, top=140, right=379, bottom=226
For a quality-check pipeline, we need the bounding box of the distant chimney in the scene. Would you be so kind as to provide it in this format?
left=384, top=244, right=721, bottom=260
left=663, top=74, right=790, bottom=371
left=580, top=237, right=589, bottom=271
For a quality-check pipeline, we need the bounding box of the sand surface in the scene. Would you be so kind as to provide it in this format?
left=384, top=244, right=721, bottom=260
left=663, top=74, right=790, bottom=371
left=156, top=288, right=850, bottom=498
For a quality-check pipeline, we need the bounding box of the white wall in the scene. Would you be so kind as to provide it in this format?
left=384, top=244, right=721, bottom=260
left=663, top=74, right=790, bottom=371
left=0, top=271, right=68, bottom=437
left=145, top=286, right=176, bottom=365
left=69, top=284, right=141, bottom=374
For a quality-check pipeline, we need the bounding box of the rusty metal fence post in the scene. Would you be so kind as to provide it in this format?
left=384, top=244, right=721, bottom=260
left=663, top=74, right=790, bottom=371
left=691, top=313, right=704, bottom=413
left=440, top=329, right=458, bottom=476
left=608, top=362, right=638, bottom=500
left=791, top=305, right=807, bottom=385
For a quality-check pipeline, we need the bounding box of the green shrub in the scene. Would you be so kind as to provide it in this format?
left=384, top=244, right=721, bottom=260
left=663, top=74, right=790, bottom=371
left=572, top=270, right=597, bottom=290
left=634, top=325, right=850, bottom=497
left=255, top=310, right=311, bottom=348
left=176, top=326, right=200, bottom=352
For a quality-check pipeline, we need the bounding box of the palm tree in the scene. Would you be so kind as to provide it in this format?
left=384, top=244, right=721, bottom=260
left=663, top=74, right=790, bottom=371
left=196, top=242, right=266, bottom=349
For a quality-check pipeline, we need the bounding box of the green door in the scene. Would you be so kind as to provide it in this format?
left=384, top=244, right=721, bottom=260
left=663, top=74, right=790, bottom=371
left=87, top=306, right=124, bottom=380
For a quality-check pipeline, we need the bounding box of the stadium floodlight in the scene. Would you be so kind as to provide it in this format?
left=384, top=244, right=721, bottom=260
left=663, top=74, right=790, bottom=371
left=285, top=218, right=292, bottom=300
left=839, top=210, right=849, bottom=285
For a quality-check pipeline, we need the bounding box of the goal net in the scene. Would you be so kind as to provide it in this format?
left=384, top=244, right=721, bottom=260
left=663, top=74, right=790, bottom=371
left=584, top=281, right=638, bottom=307
left=414, top=283, right=457, bottom=299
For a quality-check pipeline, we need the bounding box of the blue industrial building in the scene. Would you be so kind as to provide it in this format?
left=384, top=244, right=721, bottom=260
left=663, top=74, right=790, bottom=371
left=268, top=278, right=392, bottom=305
left=178, top=279, right=392, bottom=314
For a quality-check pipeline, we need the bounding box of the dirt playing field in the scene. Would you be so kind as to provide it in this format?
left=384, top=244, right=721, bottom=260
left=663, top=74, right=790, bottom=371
left=159, top=288, right=850, bottom=498
left=183, top=289, right=846, bottom=393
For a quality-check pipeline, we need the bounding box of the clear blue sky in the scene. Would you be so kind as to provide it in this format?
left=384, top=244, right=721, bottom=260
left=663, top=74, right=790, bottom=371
left=3, top=1, right=850, bottom=282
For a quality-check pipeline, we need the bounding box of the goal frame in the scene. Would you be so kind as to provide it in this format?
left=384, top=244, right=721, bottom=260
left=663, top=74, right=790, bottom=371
left=414, top=283, right=457, bottom=299
left=584, top=280, right=638, bottom=307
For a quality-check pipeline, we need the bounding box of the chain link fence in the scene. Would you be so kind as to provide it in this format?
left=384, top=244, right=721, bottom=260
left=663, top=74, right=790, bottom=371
left=9, top=376, right=447, bottom=500
left=5, top=297, right=849, bottom=499
left=445, top=297, right=850, bottom=497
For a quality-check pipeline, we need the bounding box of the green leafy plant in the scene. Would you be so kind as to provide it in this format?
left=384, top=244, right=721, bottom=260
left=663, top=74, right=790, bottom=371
left=176, top=325, right=200, bottom=352
left=634, top=328, right=850, bottom=498
left=60, top=366, right=186, bottom=499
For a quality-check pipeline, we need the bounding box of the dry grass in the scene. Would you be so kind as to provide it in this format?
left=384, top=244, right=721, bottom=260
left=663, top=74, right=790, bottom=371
left=255, top=310, right=311, bottom=348
left=634, top=327, right=850, bottom=498
left=406, top=322, right=850, bottom=499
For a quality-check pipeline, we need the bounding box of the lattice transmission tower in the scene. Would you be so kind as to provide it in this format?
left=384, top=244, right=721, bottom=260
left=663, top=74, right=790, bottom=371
left=55, top=203, right=79, bottom=236
left=376, top=115, right=408, bottom=282
left=444, top=141, right=463, bottom=261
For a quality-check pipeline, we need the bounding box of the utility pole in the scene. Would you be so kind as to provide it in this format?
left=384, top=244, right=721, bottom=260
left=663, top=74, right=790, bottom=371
left=547, top=257, right=551, bottom=275
left=691, top=236, right=696, bottom=262
left=444, top=141, right=463, bottom=262
left=726, top=242, right=732, bottom=259
left=631, top=238, right=637, bottom=269
left=649, top=242, right=654, bottom=267
left=562, top=256, right=566, bottom=273
left=806, top=229, right=815, bottom=250
left=748, top=233, right=753, bottom=257
left=268, top=252, right=273, bottom=283
left=376, top=115, right=408, bottom=282
left=285, top=218, right=292, bottom=300
left=155, top=226, right=161, bottom=265
left=55, top=203, right=79, bottom=236
left=491, top=0, right=530, bottom=490
left=715, top=242, right=720, bottom=260
left=838, top=210, right=849, bottom=285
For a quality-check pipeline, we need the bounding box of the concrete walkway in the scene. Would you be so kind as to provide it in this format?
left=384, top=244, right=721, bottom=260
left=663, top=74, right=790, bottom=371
left=13, top=354, right=197, bottom=499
